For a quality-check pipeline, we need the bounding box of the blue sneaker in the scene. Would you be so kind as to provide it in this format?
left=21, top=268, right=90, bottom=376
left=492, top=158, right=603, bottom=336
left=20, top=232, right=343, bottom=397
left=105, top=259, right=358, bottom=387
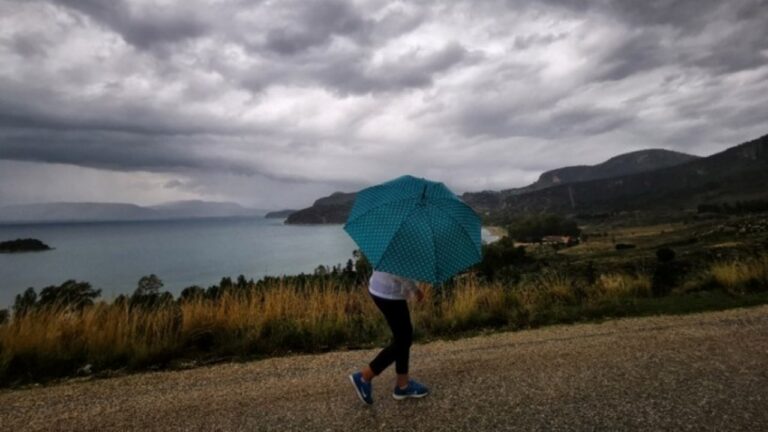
left=393, top=379, right=429, bottom=400
left=349, top=372, right=373, bottom=405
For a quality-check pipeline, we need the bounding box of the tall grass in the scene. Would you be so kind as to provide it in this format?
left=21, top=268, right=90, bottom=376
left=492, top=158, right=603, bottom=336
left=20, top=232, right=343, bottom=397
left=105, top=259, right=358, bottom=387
left=1, top=255, right=767, bottom=385
left=710, top=254, right=768, bottom=294
left=591, top=273, right=652, bottom=300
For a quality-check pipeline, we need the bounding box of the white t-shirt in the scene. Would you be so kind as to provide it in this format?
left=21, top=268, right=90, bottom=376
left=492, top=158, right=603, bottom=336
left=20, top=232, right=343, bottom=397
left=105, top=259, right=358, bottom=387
left=368, top=270, right=419, bottom=300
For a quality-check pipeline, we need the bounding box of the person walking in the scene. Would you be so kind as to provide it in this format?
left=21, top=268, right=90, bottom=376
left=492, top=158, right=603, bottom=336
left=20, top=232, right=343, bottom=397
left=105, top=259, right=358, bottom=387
left=343, top=175, right=483, bottom=406
left=349, top=270, right=430, bottom=405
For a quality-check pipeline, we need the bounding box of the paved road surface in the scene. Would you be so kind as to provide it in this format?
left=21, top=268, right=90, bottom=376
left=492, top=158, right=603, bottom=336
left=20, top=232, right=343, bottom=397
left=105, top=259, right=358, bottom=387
left=2, top=306, right=767, bottom=431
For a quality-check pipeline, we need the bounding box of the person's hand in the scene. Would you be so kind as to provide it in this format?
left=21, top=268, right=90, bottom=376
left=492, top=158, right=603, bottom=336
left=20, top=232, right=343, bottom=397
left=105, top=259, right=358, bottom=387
left=414, top=288, right=425, bottom=303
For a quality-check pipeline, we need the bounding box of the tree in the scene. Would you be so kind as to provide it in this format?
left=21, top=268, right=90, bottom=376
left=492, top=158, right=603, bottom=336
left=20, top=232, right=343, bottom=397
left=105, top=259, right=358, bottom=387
left=475, top=236, right=530, bottom=281
left=0, top=309, right=9, bottom=325
left=179, top=286, right=206, bottom=303
left=219, top=277, right=233, bottom=289
left=13, top=287, right=37, bottom=316
left=38, top=280, right=101, bottom=311
left=314, top=265, right=328, bottom=276
left=353, top=250, right=372, bottom=281
left=135, top=274, right=164, bottom=297
left=131, top=274, right=170, bottom=308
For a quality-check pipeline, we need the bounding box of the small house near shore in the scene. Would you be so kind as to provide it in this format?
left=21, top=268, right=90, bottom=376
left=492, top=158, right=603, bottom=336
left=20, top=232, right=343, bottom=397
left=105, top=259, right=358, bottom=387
left=541, top=235, right=579, bottom=246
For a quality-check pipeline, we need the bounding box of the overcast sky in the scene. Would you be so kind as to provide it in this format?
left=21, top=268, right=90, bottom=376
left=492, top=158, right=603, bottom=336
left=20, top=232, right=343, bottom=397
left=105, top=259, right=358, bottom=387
left=1, top=0, right=767, bottom=210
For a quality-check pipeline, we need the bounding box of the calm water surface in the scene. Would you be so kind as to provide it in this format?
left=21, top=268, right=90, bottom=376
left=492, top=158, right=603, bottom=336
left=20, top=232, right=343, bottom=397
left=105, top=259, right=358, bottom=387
left=0, top=217, right=497, bottom=308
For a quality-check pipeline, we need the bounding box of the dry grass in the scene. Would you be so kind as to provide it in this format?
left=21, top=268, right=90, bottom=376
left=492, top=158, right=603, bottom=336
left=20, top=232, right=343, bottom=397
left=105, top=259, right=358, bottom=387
left=1, top=257, right=766, bottom=384
left=710, top=255, right=768, bottom=294
left=0, top=279, right=386, bottom=383
left=591, top=273, right=652, bottom=300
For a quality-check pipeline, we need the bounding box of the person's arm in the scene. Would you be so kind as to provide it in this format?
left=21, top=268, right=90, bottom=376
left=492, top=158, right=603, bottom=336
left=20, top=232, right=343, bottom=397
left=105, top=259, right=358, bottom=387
left=400, top=277, right=424, bottom=302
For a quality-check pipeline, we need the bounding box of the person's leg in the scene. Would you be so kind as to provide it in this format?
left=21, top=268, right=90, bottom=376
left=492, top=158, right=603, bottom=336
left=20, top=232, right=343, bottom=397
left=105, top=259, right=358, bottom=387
left=366, top=294, right=412, bottom=381
left=361, top=366, right=375, bottom=382
left=390, top=301, right=413, bottom=389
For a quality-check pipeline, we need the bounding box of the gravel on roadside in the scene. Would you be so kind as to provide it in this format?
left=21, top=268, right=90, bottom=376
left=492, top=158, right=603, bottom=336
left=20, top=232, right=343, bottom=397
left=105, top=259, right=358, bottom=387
left=2, top=305, right=767, bottom=431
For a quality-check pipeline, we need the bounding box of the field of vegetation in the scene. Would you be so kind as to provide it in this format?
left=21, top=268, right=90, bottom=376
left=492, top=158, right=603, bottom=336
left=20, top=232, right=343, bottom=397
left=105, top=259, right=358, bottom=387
left=1, top=212, right=767, bottom=387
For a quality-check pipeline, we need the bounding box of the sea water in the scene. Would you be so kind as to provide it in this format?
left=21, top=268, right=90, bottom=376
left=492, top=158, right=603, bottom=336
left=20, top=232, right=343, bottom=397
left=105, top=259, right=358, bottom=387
left=0, top=217, right=498, bottom=308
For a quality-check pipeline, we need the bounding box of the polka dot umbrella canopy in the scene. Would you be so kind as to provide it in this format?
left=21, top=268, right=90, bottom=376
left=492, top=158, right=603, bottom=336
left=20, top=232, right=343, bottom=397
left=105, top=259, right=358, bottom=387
left=343, top=175, right=483, bottom=285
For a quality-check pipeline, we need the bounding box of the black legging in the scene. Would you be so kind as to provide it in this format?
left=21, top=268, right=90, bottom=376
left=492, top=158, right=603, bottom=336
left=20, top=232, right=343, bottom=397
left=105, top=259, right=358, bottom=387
left=369, top=292, right=413, bottom=375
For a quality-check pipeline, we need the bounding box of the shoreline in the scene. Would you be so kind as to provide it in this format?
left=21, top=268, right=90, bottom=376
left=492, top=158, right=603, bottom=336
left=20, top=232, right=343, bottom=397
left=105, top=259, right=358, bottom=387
left=483, top=225, right=506, bottom=239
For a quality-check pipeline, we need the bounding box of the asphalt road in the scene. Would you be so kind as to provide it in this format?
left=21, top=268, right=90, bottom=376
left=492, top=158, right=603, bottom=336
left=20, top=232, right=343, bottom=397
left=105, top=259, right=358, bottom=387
left=2, top=305, right=768, bottom=431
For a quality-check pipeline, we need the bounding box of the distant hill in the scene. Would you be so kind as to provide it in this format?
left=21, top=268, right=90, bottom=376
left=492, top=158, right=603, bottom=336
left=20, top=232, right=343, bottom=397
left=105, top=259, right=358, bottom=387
left=529, top=149, right=699, bottom=190
left=148, top=200, right=264, bottom=219
left=477, top=134, right=768, bottom=221
left=0, top=200, right=266, bottom=224
left=265, top=209, right=298, bottom=219
left=285, top=148, right=703, bottom=225
left=462, top=149, right=699, bottom=214
left=284, top=135, right=768, bottom=225
left=285, top=192, right=356, bottom=224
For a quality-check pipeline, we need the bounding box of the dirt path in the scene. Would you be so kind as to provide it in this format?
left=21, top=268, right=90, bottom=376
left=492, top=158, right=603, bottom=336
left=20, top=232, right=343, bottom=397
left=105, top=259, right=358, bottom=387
left=2, top=306, right=768, bottom=431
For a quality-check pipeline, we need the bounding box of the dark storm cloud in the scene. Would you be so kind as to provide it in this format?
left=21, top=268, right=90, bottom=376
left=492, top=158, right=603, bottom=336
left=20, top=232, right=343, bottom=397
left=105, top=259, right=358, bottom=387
left=0, top=127, right=360, bottom=187
left=0, top=130, right=244, bottom=174
left=446, top=0, right=768, bottom=142
left=314, top=42, right=474, bottom=94
left=234, top=41, right=472, bottom=95
left=0, top=91, right=252, bottom=137
left=458, top=103, right=635, bottom=140
left=0, top=0, right=767, bottom=206
left=484, top=0, right=768, bottom=83
left=591, top=29, right=669, bottom=82
left=57, top=0, right=209, bottom=49
left=262, top=0, right=371, bottom=55
left=561, top=0, right=768, bottom=76
left=8, top=32, right=51, bottom=58
left=513, top=33, right=567, bottom=50
left=226, top=0, right=441, bottom=95
left=534, top=0, right=722, bottom=30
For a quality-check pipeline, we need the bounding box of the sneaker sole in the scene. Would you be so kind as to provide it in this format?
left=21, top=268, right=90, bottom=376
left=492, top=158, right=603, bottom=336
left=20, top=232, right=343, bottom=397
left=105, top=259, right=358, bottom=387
left=349, top=375, right=373, bottom=405
left=392, top=391, right=429, bottom=400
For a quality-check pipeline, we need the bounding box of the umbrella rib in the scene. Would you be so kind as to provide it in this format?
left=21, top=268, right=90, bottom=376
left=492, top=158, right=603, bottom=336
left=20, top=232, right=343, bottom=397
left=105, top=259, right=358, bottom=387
left=426, top=208, right=439, bottom=285
left=373, top=204, right=421, bottom=268
left=429, top=198, right=483, bottom=261
left=344, top=196, right=417, bottom=226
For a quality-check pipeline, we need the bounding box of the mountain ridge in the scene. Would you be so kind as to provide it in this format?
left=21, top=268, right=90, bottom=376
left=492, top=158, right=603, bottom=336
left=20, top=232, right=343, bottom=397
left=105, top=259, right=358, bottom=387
left=284, top=146, right=712, bottom=224
left=0, top=200, right=268, bottom=224
left=475, top=133, right=768, bottom=221
left=461, top=148, right=700, bottom=214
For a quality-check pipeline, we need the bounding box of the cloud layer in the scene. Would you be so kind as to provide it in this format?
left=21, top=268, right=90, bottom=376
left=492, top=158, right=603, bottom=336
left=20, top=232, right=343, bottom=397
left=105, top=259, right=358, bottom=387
left=1, top=0, right=767, bottom=208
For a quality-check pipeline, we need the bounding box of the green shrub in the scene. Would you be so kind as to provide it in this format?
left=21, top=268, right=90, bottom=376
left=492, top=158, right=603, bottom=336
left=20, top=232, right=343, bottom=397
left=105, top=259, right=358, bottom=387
left=506, top=214, right=580, bottom=242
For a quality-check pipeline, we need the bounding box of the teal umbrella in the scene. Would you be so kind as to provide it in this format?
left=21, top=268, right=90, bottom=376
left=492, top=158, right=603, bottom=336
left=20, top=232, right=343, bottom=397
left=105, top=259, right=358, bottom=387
left=343, top=175, right=482, bottom=285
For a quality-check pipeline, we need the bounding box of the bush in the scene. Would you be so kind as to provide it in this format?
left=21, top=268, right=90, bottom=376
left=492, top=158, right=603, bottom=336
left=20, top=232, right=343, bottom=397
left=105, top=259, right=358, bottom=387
left=506, top=214, right=580, bottom=243
left=475, top=236, right=531, bottom=281
left=656, top=247, right=676, bottom=263
left=652, top=249, right=688, bottom=297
